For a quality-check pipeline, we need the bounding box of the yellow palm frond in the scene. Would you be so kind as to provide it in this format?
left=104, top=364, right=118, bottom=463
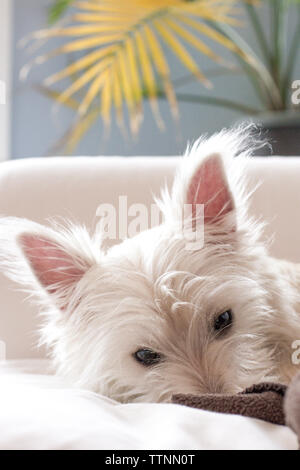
left=144, top=24, right=178, bottom=119
left=118, top=48, right=137, bottom=132
left=136, top=30, right=164, bottom=129
left=78, top=66, right=111, bottom=115
left=44, top=46, right=114, bottom=86
left=55, top=57, right=112, bottom=105
left=112, top=66, right=124, bottom=129
left=101, top=71, right=113, bottom=127
left=176, top=15, right=251, bottom=62
left=26, top=0, right=245, bottom=139
left=154, top=19, right=211, bottom=87
left=164, top=18, right=225, bottom=64
left=65, top=110, right=99, bottom=154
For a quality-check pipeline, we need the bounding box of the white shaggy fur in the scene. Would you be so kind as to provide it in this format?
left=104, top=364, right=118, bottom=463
left=1, top=125, right=300, bottom=403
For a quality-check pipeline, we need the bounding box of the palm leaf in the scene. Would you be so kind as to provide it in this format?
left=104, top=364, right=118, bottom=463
left=118, top=48, right=136, bottom=119
left=78, top=67, right=110, bottom=115
left=56, top=57, right=112, bottom=105
left=175, top=15, right=251, bottom=62
left=144, top=24, right=178, bottom=119
left=154, top=19, right=211, bottom=87
left=126, top=37, right=142, bottom=107
left=111, top=66, right=126, bottom=133
left=65, top=110, right=99, bottom=153
left=36, top=83, right=99, bottom=155
left=164, top=18, right=226, bottom=64
left=25, top=0, right=244, bottom=138
left=49, top=0, right=74, bottom=24
left=44, top=46, right=114, bottom=85
left=101, top=71, right=113, bottom=127
left=136, top=30, right=164, bottom=129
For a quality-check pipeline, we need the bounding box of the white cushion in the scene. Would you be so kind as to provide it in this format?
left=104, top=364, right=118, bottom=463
left=0, top=360, right=297, bottom=450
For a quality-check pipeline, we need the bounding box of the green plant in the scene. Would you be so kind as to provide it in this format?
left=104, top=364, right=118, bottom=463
left=23, top=0, right=300, bottom=153
left=219, top=0, right=300, bottom=111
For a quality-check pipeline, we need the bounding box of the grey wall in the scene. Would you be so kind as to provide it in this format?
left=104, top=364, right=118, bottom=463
left=11, top=0, right=300, bottom=158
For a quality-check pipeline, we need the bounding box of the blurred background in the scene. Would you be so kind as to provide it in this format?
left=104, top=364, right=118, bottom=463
left=1, top=0, right=300, bottom=160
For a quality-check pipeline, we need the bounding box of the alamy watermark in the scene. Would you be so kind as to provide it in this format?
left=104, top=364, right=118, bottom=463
left=96, top=196, right=205, bottom=251
left=0, top=341, right=6, bottom=362
left=0, top=80, right=6, bottom=105
left=292, top=340, right=300, bottom=365
left=291, top=80, right=300, bottom=105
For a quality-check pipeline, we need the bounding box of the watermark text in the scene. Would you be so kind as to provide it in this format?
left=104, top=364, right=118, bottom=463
left=291, top=80, right=300, bottom=105
left=0, top=80, right=6, bottom=105
left=292, top=340, right=300, bottom=365
left=96, top=196, right=205, bottom=251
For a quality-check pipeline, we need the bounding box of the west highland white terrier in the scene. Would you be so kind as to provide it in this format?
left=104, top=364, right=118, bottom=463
left=1, top=126, right=300, bottom=402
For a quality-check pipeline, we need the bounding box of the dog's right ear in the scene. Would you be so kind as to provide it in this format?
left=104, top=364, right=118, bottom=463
left=0, top=218, right=99, bottom=311
left=160, top=128, right=252, bottom=234
left=181, top=152, right=236, bottom=229
left=168, top=150, right=238, bottom=233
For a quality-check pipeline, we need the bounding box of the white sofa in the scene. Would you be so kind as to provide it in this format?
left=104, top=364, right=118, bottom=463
left=0, top=155, right=299, bottom=450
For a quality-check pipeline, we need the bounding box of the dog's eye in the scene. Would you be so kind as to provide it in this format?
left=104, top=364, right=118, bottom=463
left=214, top=309, right=233, bottom=333
left=134, top=349, right=162, bottom=367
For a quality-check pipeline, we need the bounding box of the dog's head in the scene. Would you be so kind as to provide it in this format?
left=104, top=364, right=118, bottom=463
left=0, top=128, right=283, bottom=402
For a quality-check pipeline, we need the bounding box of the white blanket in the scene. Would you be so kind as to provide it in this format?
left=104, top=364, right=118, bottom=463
left=0, top=360, right=297, bottom=450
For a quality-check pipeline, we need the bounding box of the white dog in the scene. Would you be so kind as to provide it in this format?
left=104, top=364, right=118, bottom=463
left=1, top=126, right=300, bottom=403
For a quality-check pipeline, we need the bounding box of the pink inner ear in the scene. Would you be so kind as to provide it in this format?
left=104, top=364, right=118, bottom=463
left=187, top=154, right=235, bottom=225
left=19, top=234, right=84, bottom=291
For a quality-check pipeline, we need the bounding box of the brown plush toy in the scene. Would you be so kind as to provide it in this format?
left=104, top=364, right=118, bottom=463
left=172, top=382, right=287, bottom=426
left=284, top=372, right=300, bottom=446
left=173, top=373, right=300, bottom=445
